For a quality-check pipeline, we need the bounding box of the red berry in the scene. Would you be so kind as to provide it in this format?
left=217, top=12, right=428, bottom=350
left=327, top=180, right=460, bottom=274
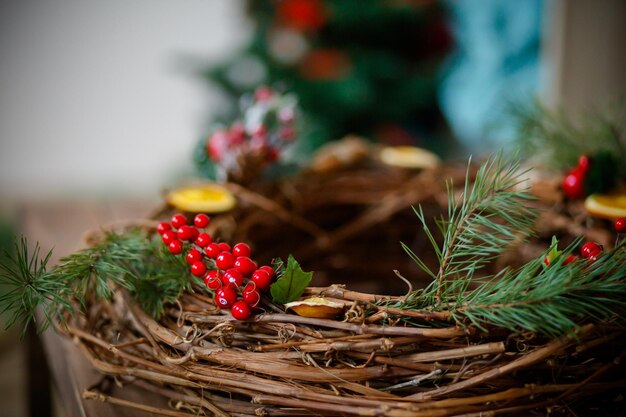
left=229, top=122, right=246, bottom=144
left=204, top=270, right=223, bottom=290
left=259, top=265, right=275, bottom=278
left=223, top=268, right=244, bottom=287
left=255, top=86, right=273, bottom=102
left=231, top=301, right=252, bottom=320
left=194, top=213, right=210, bottom=228
left=215, top=287, right=237, bottom=309
left=251, top=269, right=272, bottom=289
left=191, top=261, right=207, bottom=277
left=242, top=286, right=261, bottom=307
left=562, top=167, right=585, bottom=199
left=168, top=240, right=183, bottom=255
left=578, top=154, right=591, bottom=172
left=205, top=243, right=221, bottom=258
left=232, top=242, right=251, bottom=257
left=171, top=214, right=187, bottom=229
left=563, top=254, right=578, bottom=265
left=614, top=217, right=626, bottom=233
left=218, top=242, right=231, bottom=252
left=162, top=230, right=177, bottom=245
left=178, top=225, right=198, bottom=241
left=157, top=222, right=171, bottom=235
left=216, top=251, right=236, bottom=270
left=195, top=232, right=212, bottom=247
left=186, top=249, right=202, bottom=264
left=543, top=256, right=550, bottom=266
left=587, top=249, right=603, bottom=263
left=581, top=241, right=603, bottom=258
left=234, top=256, right=257, bottom=276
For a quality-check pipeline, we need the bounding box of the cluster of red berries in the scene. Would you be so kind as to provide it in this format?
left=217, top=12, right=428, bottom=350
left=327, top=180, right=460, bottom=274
left=206, top=86, right=297, bottom=166
left=157, top=213, right=275, bottom=320
left=562, top=155, right=590, bottom=199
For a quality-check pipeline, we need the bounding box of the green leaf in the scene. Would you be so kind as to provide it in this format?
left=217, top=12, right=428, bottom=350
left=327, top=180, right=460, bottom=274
left=270, top=255, right=313, bottom=304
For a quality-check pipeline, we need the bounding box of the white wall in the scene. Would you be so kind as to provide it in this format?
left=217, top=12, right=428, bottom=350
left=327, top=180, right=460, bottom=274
left=0, top=0, right=250, bottom=199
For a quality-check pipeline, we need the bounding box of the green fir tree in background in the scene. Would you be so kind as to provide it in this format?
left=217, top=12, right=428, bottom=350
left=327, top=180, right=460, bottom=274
left=195, top=0, right=453, bottom=178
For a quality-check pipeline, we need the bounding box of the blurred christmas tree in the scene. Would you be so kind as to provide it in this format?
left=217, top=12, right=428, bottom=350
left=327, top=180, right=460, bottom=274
left=196, top=0, right=453, bottom=178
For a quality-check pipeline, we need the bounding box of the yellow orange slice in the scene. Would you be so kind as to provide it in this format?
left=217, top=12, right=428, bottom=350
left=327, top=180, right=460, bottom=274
left=166, top=184, right=236, bottom=213
left=284, top=297, right=345, bottom=319
left=380, top=146, right=440, bottom=169
left=584, top=192, right=626, bottom=219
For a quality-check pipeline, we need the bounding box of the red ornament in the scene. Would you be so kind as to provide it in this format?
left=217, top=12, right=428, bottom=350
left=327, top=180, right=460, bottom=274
left=177, top=225, right=197, bottom=241
left=204, top=270, right=223, bottom=290
left=161, top=230, right=177, bottom=245
left=205, top=243, right=221, bottom=258
left=218, top=242, right=231, bottom=253
left=223, top=268, right=244, bottom=287
left=578, top=154, right=591, bottom=172
left=276, top=0, right=327, bottom=31
left=259, top=265, right=275, bottom=278
left=242, top=285, right=261, bottom=307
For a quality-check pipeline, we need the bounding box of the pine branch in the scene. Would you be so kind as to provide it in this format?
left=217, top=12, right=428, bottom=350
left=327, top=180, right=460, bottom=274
left=403, top=154, right=536, bottom=304
left=0, top=229, right=194, bottom=336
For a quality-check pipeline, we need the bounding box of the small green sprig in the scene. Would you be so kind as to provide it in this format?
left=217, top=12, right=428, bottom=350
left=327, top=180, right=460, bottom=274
left=397, top=155, right=626, bottom=336
left=0, top=229, right=193, bottom=336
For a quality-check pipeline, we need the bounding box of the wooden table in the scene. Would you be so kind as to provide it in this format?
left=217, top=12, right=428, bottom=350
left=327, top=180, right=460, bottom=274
left=20, top=199, right=165, bottom=417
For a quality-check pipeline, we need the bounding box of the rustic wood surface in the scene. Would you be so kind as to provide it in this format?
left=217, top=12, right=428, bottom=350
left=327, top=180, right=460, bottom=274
left=20, top=199, right=163, bottom=417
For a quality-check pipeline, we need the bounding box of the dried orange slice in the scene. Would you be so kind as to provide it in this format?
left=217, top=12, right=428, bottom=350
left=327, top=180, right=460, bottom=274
left=584, top=192, right=626, bottom=219
left=166, top=184, right=236, bottom=213
left=284, top=297, right=345, bottom=319
left=380, top=146, right=440, bottom=169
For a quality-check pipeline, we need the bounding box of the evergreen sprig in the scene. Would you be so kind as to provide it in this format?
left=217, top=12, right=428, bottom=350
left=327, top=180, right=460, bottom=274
left=0, top=229, right=193, bottom=336
left=397, top=155, right=626, bottom=336
left=402, top=154, right=536, bottom=303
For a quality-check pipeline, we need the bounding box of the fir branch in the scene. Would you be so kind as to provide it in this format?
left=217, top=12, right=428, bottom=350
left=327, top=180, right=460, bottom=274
left=454, top=243, right=626, bottom=336
left=403, top=154, right=536, bottom=303
left=0, top=238, right=73, bottom=336
left=0, top=229, right=193, bottom=335
left=513, top=99, right=626, bottom=175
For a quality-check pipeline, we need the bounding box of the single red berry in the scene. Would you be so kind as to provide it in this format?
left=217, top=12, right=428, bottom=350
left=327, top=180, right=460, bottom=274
left=204, top=270, right=223, bottom=290
left=242, top=286, right=261, bottom=307
left=205, top=243, right=221, bottom=258
left=194, top=213, right=210, bottom=228
left=234, top=256, right=257, bottom=276
left=563, top=254, right=578, bottom=265
left=195, top=232, right=212, bottom=247
left=231, top=301, right=252, bottom=320
left=232, top=242, right=251, bottom=257
left=587, top=249, right=603, bottom=263
left=171, top=214, right=187, bottom=229
left=543, top=256, right=550, bottom=266
left=251, top=269, right=272, bottom=290
left=614, top=217, right=626, bottom=233
left=204, top=274, right=222, bottom=290
left=215, top=287, right=237, bottom=309
left=191, top=261, right=207, bottom=277
left=229, top=122, right=246, bottom=144
left=178, top=225, right=199, bottom=241
left=259, top=265, right=275, bottom=278
left=562, top=167, right=585, bottom=199
left=581, top=241, right=603, bottom=258
left=186, top=249, right=202, bottom=264
left=162, top=230, right=177, bottom=245
left=168, top=240, right=183, bottom=255
left=223, top=268, right=244, bottom=287
left=216, top=251, right=236, bottom=270
left=157, top=222, right=171, bottom=235
left=218, top=242, right=231, bottom=252
left=578, top=154, right=591, bottom=172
